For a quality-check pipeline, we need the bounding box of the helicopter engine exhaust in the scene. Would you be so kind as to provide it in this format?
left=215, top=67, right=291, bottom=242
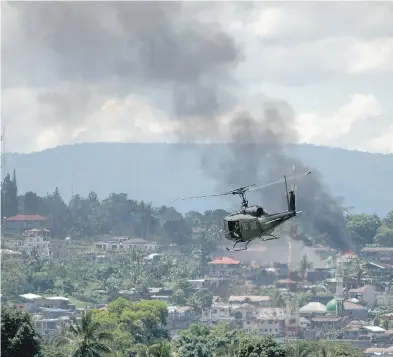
left=243, top=206, right=264, bottom=217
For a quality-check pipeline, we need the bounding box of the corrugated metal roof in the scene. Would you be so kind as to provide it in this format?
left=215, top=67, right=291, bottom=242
left=6, top=214, right=47, bottom=221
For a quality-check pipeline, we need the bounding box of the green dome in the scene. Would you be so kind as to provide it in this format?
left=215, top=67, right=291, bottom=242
left=326, top=299, right=337, bottom=312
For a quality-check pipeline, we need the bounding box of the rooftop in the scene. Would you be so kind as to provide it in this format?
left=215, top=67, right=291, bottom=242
left=209, top=257, right=240, bottom=265
left=6, top=214, right=47, bottom=221
left=228, top=295, right=271, bottom=303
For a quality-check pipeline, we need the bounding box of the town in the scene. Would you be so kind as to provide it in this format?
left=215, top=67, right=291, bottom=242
left=2, top=174, right=393, bottom=356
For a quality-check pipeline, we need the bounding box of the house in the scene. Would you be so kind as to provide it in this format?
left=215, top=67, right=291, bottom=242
left=348, top=285, right=377, bottom=307
left=342, top=301, right=369, bottom=318
left=361, top=247, right=393, bottom=264
left=364, top=262, right=393, bottom=280
left=208, top=257, right=241, bottom=279
left=200, top=303, right=233, bottom=326
left=247, top=308, right=286, bottom=336
left=228, top=296, right=273, bottom=307
left=4, top=214, right=47, bottom=234
left=14, top=228, right=52, bottom=256
left=95, top=238, right=158, bottom=253
left=310, top=316, right=343, bottom=329
left=167, top=306, right=197, bottom=333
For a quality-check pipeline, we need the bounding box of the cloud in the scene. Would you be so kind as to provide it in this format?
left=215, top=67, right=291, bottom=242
left=1, top=1, right=392, bottom=154
left=368, top=126, right=393, bottom=154
left=295, top=94, right=383, bottom=146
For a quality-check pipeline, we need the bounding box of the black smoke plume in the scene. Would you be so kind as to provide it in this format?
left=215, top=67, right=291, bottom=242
left=4, top=2, right=353, bottom=251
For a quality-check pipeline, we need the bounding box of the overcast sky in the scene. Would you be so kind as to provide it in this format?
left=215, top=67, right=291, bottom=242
left=2, top=1, right=393, bottom=154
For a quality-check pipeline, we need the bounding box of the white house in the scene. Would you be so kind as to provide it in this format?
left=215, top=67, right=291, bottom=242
left=228, top=295, right=273, bottom=308
left=15, top=229, right=52, bottom=256
left=95, top=238, right=158, bottom=253
left=208, top=257, right=241, bottom=279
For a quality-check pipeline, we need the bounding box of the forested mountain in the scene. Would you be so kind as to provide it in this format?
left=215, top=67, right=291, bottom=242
left=4, top=142, right=393, bottom=215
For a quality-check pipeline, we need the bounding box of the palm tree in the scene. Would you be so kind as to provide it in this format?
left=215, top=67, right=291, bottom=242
left=144, top=341, right=171, bottom=357
left=271, top=289, right=286, bottom=308
left=287, top=341, right=316, bottom=357
left=56, top=310, right=113, bottom=357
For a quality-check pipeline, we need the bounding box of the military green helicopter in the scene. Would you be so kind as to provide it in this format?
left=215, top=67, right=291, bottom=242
left=173, top=171, right=311, bottom=251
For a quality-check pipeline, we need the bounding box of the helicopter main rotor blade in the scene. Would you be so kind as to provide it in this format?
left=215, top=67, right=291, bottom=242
left=170, top=183, right=256, bottom=202
left=170, top=192, right=231, bottom=202
left=248, top=171, right=311, bottom=193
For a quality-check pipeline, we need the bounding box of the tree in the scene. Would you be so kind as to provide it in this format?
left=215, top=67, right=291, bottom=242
left=189, top=289, right=213, bottom=314
left=1, top=304, right=42, bottom=357
left=236, top=334, right=287, bottom=357
left=172, top=279, right=193, bottom=305
left=287, top=340, right=316, bottom=357
left=346, top=213, right=381, bottom=246
left=375, top=226, right=393, bottom=246
left=21, top=191, right=46, bottom=215
left=56, top=309, right=113, bottom=357
left=44, top=187, right=70, bottom=238
left=1, top=172, right=18, bottom=219
left=175, top=324, right=212, bottom=357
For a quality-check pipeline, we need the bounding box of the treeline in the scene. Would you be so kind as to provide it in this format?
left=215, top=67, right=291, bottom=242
left=2, top=170, right=392, bottom=248
left=347, top=212, right=393, bottom=247
left=1, top=171, right=229, bottom=244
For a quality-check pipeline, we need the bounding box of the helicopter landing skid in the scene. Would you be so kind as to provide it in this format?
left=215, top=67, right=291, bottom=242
left=226, top=240, right=251, bottom=252
left=260, top=234, right=279, bottom=242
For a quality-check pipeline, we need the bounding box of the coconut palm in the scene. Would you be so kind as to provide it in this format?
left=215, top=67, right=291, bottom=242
left=144, top=341, right=171, bottom=357
left=287, top=341, right=316, bottom=357
left=56, top=310, right=113, bottom=357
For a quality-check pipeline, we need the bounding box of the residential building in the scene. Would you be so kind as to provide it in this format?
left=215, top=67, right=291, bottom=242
left=4, top=214, right=47, bottom=234
left=208, top=257, right=241, bottom=279
left=247, top=308, right=285, bottom=336
left=364, top=262, right=393, bottom=280
left=167, top=306, right=197, bottom=333
left=14, top=228, right=52, bottom=256
left=95, top=238, right=158, bottom=253
left=348, top=285, right=377, bottom=307
left=200, top=303, right=233, bottom=326
left=228, top=295, right=273, bottom=308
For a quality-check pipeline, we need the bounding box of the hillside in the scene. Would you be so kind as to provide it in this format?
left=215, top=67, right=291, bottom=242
left=3, top=143, right=393, bottom=216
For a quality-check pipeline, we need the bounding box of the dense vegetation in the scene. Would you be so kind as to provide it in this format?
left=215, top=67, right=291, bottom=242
left=2, top=304, right=364, bottom=357
left=2, top=170, right=393, bottom=248
left=5, top=143, right=393, bottom=216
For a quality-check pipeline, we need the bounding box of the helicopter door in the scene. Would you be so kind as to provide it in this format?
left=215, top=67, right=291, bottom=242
left=249, top=220, right=259, bottom=232
left=240, top=222, right=250, bottom=231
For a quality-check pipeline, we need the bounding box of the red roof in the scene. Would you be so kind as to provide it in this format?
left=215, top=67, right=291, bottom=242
left=208, top=257, right=240, bottom=265
left=5, top=214, right=47, bottom=221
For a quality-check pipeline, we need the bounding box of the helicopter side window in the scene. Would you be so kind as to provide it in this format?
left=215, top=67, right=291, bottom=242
left=241, top=222, right=250, bottom=231
left=249, top=220, right=258, bottom=231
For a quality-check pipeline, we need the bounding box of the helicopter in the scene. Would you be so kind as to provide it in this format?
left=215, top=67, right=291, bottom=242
left=172, top=171, right=311, bottom=251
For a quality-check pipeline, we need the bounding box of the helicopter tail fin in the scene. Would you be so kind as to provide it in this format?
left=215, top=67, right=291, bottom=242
left=284, top=175, right=296, bottom=212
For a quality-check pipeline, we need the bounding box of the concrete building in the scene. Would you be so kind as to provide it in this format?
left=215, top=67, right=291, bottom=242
left=14, top=228, right=52, bottom=256
left=208, top=257, right=241, bottom=279
left=4, top=214, right=47, bottom=234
